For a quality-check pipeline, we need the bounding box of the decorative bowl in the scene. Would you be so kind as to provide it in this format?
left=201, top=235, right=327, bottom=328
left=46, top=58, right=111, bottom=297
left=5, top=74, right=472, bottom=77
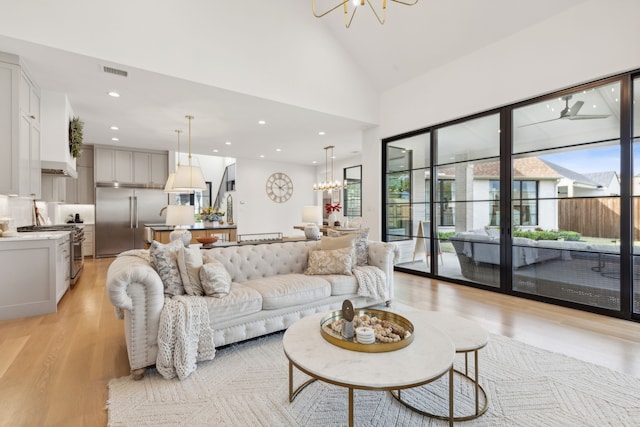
left=196, top=235, right=218, bottom=245
left=320, top=308, right=414, bottom=353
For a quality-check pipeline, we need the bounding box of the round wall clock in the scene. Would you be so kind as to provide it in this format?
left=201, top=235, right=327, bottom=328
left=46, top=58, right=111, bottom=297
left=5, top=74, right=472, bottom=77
left=266, top=172, right=293, bottom=203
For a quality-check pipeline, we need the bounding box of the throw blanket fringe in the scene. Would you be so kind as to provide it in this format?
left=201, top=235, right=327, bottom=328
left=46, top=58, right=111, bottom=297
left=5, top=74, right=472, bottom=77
left=352, top=266, right=387, bottom=300
left=156, top=295, right=216, bottom=380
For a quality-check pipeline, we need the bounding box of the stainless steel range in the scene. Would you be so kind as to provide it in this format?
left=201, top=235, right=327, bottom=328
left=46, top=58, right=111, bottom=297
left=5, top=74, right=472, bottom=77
left=18, top=224, right=85, bottom=284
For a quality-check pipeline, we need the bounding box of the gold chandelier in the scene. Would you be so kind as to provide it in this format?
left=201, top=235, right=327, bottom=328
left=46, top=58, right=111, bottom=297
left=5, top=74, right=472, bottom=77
left=313, top=145, right=347, bottom=192
left=312, top=0, right=418, bottom=28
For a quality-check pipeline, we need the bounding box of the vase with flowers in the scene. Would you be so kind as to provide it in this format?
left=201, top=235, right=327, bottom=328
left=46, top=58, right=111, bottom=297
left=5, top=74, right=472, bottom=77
left=200, top=206, right=225, bottom=227
left=325, top=202, right=341, bottom=227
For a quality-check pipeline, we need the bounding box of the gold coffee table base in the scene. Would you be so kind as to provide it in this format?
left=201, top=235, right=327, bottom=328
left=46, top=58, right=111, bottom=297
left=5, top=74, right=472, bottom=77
left=284, top=312, right=457, bottom=427
left=390, top=350, right=489, bottom=422
left=289, top=361, right=455, bottom=427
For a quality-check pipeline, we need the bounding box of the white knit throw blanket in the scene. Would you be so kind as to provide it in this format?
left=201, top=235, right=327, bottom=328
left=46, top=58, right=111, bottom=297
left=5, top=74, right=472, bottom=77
left=156, top=295, right=216, bottom=380
left=352, top=266, right=388, bottom=300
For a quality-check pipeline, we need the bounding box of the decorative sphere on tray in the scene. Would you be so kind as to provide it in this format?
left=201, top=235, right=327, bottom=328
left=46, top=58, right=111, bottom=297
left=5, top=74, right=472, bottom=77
left=196, top=235, right=218, bottom=245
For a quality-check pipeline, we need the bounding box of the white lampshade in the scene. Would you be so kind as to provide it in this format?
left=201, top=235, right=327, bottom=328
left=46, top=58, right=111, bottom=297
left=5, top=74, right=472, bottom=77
left=163, top=172, right=177, bottom=193
left=165, top=205, right=195, bottom=226
left=302, top=206, right=322, bottom=225
left=171, top=165, right=207, bottom=192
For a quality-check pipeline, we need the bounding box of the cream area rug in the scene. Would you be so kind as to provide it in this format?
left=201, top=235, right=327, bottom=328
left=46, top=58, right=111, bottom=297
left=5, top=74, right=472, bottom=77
left=108, top=328, right=640, bottom=426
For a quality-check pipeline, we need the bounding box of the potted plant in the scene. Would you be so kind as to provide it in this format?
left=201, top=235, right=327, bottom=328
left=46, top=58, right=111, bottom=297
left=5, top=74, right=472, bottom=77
left=200, top=206, right=225, bottom=226
left=69, top=116, right=84, bottom=158
left=325, top=202, right=341, bottom=227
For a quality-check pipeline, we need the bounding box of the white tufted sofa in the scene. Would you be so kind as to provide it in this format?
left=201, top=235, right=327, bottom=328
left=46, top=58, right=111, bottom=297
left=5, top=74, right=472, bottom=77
left=107, top=240, right=397, bottom=377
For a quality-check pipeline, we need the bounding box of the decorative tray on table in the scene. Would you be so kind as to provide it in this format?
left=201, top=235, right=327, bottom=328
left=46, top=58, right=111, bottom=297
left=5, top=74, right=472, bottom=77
left=320, top=308, right=414, bottom=353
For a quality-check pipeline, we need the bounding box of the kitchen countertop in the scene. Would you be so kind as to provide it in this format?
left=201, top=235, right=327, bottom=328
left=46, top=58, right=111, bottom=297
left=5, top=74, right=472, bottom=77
left=0, top=231, right=70, bottom=241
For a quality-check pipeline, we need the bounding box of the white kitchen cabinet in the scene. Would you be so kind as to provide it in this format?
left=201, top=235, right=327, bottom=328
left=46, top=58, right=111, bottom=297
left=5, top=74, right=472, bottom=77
left=41, top=175, right=67, bottom=202
left=95, top=146, right=167, bottom=186
left=64, top=146, right=94, bottom=204
left=133, top=151, right=150, bottom=184
left=150, top=153, right=168, bottom=185
left=0, top=52, right=41, bottom=198
left=95, top=147, right=134, bottom=183
left=55, top=233, right=71, bottom=303
left=133, top=151, right=168, bottom=185
left=65, top=166, right=94, bottom=204
left=83, top=224, right=94, bottom=257
left=0, top=232, right=70, bottom=320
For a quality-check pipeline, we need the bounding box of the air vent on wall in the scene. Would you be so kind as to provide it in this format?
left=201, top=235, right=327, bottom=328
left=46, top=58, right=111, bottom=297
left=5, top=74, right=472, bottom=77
left=102, top=66, right=128, bottom=77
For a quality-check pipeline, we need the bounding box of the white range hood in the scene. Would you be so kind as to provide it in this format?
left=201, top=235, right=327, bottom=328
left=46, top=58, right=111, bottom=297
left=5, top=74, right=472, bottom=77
left=41, top=90, right=78, bottom=178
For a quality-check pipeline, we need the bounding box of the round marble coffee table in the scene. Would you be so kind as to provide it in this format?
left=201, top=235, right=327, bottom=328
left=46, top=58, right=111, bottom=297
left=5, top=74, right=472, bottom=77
left=283, top=311, right=456, bottom=427
left=392, top=310, right=490, bottom=421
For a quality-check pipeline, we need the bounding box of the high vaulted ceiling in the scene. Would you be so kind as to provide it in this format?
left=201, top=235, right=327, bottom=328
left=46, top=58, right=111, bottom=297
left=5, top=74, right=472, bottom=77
left=0, top=0, right=588, bottom=164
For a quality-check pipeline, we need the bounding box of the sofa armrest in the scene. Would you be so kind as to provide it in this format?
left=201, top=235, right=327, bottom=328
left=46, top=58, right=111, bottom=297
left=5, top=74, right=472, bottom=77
left=106, top=254, right=166, bottom=371
left=106, top=254, right=165, bottom=312
left=367, top=241, right=398, bottom=300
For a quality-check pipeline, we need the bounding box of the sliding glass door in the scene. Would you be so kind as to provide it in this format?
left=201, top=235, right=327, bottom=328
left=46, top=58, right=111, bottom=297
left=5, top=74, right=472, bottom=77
left=384, top=134, right=431, bottom=273
left=633, top=76, right=640, bottom=315
left=512, top=81, right=621, bottom=310
left=383, top=70, right=640, bottom=320
left=435, top=113, right=501, bottom=287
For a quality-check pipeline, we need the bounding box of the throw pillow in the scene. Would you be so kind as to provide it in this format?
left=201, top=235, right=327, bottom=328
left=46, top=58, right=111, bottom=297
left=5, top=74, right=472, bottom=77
left=149, top=239, right=185, bottom=297
left=200, top=260, right=232, bottom=297
left=305, top=247, right=354, bottom=276
left=320, top=233, right=355, bottom=251
left=176, top=246, right=204, bottom=296
left=327, top=227, right=369, bottom=266
left=320, top=234, right=356, bottom=267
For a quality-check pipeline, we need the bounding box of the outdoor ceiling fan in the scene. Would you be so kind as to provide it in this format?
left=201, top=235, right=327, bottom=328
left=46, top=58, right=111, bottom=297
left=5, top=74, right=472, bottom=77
left=519, top=95, right=610, bottom=127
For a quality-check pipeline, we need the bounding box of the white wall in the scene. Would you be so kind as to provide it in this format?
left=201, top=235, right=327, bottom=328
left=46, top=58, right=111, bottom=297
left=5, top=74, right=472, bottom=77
left=235, top=158, right=317, bottom=237
left=379, top=1, right=640, bottom=139
left=362, top=0, right=640, bottom=240
left=0, top=1, right=378, bottom=125
left=361, top=127, right=383, bottom=240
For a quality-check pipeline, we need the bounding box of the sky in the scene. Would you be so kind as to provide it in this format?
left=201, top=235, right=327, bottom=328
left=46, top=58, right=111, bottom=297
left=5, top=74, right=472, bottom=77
left=539, top=145, right=640, bottom=175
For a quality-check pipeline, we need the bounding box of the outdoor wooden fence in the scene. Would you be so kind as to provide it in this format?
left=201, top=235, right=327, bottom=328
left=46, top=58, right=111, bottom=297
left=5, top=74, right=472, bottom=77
left=558, top=198, right=640, bottom=240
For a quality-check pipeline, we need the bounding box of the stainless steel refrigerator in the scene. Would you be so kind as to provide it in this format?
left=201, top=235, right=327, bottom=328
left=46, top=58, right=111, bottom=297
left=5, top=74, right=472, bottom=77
left=95, top=185, right=168, bottom=257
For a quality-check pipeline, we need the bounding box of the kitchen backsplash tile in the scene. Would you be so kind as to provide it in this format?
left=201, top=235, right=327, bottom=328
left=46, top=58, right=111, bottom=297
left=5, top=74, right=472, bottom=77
left=1, top=196, right=39, bottom=227
left=0, top=197, right=95, bottom=227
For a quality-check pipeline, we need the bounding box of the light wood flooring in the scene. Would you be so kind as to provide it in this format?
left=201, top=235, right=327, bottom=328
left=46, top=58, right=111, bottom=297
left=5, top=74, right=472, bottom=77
left=1, top=258, right=639, bottom=426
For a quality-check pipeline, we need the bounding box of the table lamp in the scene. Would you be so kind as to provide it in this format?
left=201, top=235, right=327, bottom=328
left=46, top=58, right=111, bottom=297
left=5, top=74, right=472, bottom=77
left=166, top=205, right=195, bottom=246
left=302, top=205, right=322, bottom=240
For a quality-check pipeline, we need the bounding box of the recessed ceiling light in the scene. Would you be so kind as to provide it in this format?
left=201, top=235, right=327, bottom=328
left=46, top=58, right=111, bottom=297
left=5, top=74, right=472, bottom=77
left=110, top=126, right=119, bottom=130
left=258, top=120, right=266, bottom=125
left=108, top=91, right=120, bottom=98
left=276, top=148, right=281, bottom=152
left=225, top=141, right=232, bottom=145
left=212, top=149, right=219, bottom=153
left=318, top=131, right=326, bottom=136
left=111, top=137, right=119, bottom=141
left=259, top=154, right=265, bottom=158
left=312, top=161, right=317, bottom=164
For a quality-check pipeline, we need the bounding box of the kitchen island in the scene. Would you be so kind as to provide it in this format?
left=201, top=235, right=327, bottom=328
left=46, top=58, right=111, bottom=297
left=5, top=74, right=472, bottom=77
left=147, top=223, right=237, bottom=244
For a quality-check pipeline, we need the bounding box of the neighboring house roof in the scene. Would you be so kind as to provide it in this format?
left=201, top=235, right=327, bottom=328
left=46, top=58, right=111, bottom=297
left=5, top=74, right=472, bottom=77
left=437, top=157, right=561, bottom=179
left=471, top=157, right=561, bottom=179
left=582, top=171, right=619, bottom=188
left=540, top=159, right=600, bottom=187
left=436, top=159, right=615, bottom=190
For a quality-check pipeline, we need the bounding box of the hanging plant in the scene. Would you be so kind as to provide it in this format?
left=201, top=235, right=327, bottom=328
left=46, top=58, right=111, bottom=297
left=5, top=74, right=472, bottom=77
left=68, top=116, right=84, bottom=158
